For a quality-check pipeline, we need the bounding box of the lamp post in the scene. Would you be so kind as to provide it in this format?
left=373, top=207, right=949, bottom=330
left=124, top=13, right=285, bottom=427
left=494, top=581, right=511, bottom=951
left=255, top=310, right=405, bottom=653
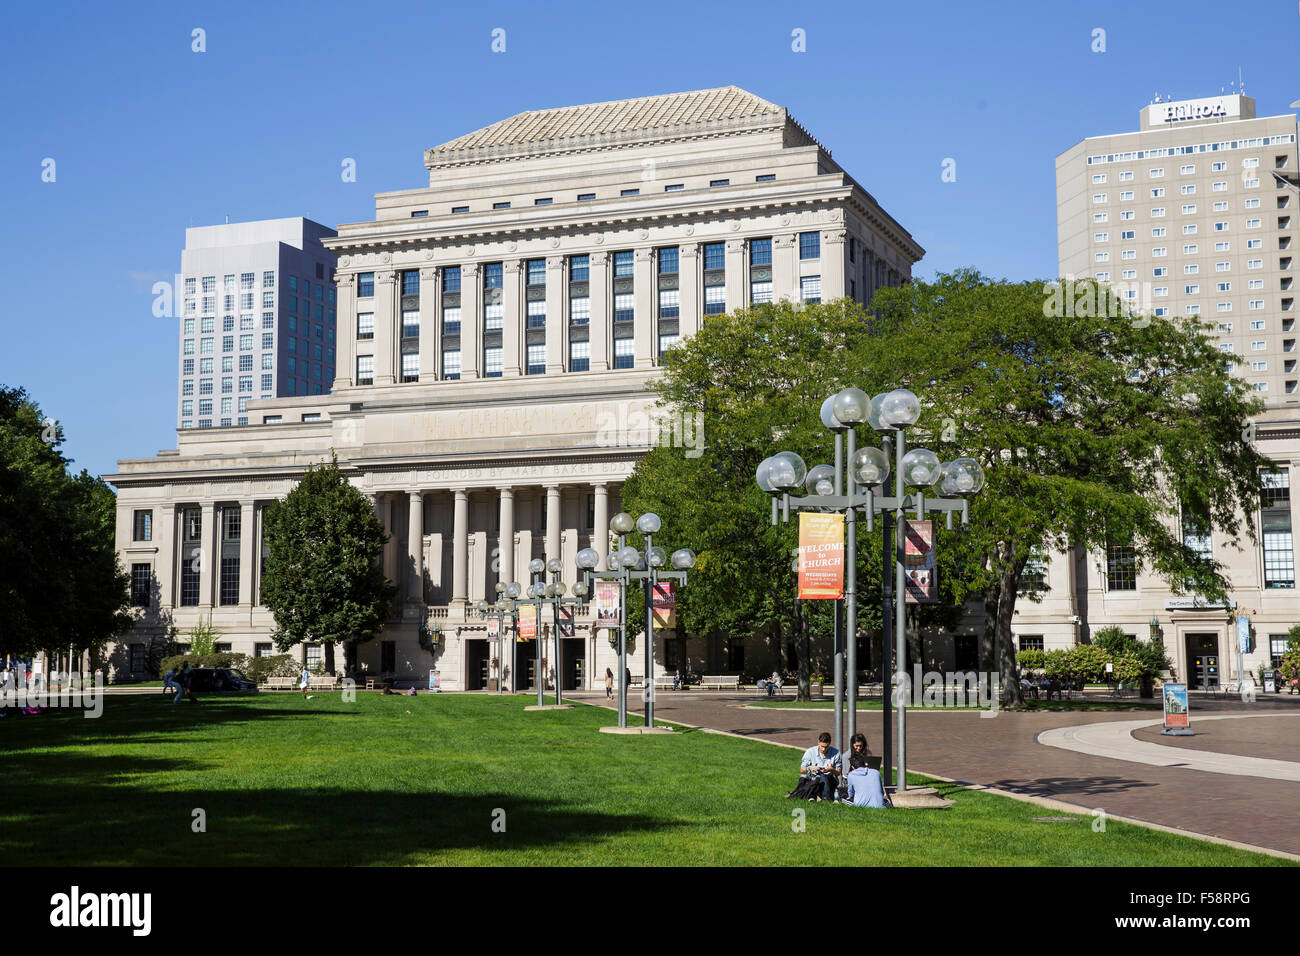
left=757, top=386, right=984, bottom=794
left=577, top=512, right=695, bottom=730
left=474, top=581, right=522, bottom=693
left=523, top=559, right=583, bottom=707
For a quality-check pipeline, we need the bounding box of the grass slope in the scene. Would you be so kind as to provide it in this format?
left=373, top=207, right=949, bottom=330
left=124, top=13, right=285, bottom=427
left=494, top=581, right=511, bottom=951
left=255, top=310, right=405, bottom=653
left=0, top=693, right=1279, bottom=867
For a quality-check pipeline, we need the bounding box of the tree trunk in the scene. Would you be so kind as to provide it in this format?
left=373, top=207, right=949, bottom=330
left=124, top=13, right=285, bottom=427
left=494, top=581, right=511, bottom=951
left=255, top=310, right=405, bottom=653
left=994, top=543, right=1026, bottom=707
left=344, top=641, right=358, bottom=677
left=324, top=641, right=336, bottom=676
left=978, top=552, right=996, bottom=673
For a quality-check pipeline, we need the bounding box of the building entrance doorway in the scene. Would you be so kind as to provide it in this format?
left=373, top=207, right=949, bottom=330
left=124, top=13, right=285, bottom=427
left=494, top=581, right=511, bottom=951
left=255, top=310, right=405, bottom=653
left=467, top=639, right=490, bottom=691
left=1185, top=633, right=1220, bottom=690
left=563, top=638, right=585, bottom=690
left=514, top=640, right=537, bottom=691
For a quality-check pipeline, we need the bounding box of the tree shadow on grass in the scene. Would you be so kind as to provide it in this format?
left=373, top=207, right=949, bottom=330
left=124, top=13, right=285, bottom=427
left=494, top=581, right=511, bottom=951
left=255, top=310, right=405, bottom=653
left=0, top=750, right=677, bottom=866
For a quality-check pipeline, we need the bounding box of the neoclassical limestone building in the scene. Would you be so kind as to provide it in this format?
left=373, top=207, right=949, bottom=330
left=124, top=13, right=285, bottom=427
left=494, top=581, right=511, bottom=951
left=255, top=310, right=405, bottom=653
left=107, top=86, right=923, bottom=689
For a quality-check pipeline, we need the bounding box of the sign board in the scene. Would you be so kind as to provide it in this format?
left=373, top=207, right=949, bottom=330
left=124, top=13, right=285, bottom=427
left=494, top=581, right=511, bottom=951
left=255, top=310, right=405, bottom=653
left=428, top=669, right=439, bottom=692
left=1162, top=683, right=1190, bottom=729
left=517, top=604, right=537, bottom=642
left=486, top=617, right=499, bottom=640
left=594, top=580, right=621, bottom=629
left=903, top=519, right=938, bottom=605
left=1236, top=616, right=1251, bottom=654
left=1164, top=598, right=1235, bottom=610
left=651, top=581, right=676, bottom=630
left=559, top=605, right=575, bottom=638
left=1265, top=676, right=1277, bottom=694
left=797, top=513, right=844, bottom=600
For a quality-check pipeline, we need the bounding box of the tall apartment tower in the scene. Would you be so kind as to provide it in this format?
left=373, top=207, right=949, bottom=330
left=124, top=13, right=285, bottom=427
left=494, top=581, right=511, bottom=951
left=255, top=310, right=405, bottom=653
left=1057, top=94, right=1299, bottom=402
left=177, top=218, right=338, bottom=429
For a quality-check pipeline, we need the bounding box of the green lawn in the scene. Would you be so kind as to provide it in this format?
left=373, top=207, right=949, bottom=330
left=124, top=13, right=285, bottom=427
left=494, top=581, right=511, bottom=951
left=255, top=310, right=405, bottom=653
left=0, top=693, right=1279, bottom=866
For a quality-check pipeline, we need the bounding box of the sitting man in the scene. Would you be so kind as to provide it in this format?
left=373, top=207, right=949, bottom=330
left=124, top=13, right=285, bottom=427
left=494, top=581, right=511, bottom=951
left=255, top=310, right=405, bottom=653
left=845, top=752, right=888, bottom=808
left=799, top=731, right=841, bottom=802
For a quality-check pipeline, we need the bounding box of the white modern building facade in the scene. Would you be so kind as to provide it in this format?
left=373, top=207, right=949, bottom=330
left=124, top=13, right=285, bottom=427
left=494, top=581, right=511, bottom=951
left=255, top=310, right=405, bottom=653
left=1036, top=93, right=1300, bottom=688
left=107, top=87, right=923, bottom=689
left=177, top=218, right=338, bottom=429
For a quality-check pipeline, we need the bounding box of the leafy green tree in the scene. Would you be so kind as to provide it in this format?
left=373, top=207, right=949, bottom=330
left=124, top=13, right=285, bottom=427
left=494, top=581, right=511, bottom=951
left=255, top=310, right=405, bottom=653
left=260, top=455, right=395, bottom=674
left=186, top=616, right=219, bottom=656
left=865, top=272, right=1270, bottom=703
left=1092, top=625, right=1170, bottom=695
left=0, top=386, right=130, bottom=661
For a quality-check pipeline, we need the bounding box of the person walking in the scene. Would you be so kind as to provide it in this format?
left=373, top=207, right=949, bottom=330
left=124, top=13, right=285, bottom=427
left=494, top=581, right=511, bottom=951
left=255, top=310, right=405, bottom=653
left=173, top=662, right=196, bottom=704
left=604, top=668, right=614, bottom=700
left=163, top=665, right=178, bottom=697
left=300, top=666, right=311, bottom=699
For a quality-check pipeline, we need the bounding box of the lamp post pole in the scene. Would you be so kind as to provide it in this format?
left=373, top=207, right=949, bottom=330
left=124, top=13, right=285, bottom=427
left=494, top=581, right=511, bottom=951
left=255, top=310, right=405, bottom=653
left=893, top=423, right=908, bottom=791
left=881, top=433, right=894, bottom=784
left=832, top=430, right=845, bottom=756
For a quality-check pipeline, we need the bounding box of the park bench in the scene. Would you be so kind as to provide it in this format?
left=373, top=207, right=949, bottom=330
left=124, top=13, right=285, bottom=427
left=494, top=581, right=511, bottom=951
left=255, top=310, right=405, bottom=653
left=652, top=675, right=680, bottom=690
left=308, top=675, right=340, bottom=690
left=364, top=676, right=393, bottom=691
left=262, top=677, right=295, bottom=691
left=699, top=674, right=742, bottom=691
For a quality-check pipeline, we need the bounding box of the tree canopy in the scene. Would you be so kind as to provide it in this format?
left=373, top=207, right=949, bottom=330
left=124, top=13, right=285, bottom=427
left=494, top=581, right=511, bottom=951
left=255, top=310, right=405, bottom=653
left=259, top=455, right=395, bottom=673
left=0, top=385, right=131, bottom=661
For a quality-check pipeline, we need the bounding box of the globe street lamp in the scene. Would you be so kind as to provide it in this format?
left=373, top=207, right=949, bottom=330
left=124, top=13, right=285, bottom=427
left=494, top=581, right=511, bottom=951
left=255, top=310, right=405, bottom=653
left=577, top=512, right=695, bottom=730
left=759, top=386, right=984, bottom=795
left=473, top=584, right=521, bottom=693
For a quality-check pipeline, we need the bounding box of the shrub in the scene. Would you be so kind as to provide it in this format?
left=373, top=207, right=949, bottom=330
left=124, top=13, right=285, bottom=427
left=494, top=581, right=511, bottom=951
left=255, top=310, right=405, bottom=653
left=241, top=654, right=299, bottom=683
left=159, top=652, right=252, bottom=675
left=1066, top=644, right=1110, bottom=683
left=1016, top=649, right=1045, bottom=673
left=1110, top=654, right=1144, bottom=685
left=1043, top=649, right=1071, bottom=682
left=1092, top=626, right=1135, bottom=657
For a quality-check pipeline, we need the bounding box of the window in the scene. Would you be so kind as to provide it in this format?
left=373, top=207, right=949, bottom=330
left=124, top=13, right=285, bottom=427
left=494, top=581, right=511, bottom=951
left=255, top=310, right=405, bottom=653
left=402, top=271, right=419, bottom=296
left=709, top=179, right=729, bottom=187
left=442, top=267, right=461, bottom=293
left=1149, top=168, right=1164, bottom=178
left=1181, top=184, right=1196, bottom=195
left=492, top=201, right=511, bottom=210
left=664, top=184, right=683, bottom=192
left=1183, top=225, right=1198, bottom=235
left=401, top=352, right=419, bottom=382
left=658, top=288, right=680, bottom=318
left=1018, top=635, right=1045, bottom=652
left=1119, top=191, right=1134, bottom=201
left=526, top=344, right=546, bottom=375
left=1093, top=193, right=1108, bottom=204
left=1151, top=208, right=1165, bottom=218
left=1246, top=218, right=1262, bottom=229
left=1106, top=542, right=1137, bottom=591
left=1181, top=204, right=1197, bottom=214
left=799, top=232, right=820, bottom=259
left=1150, top=188, right=1165, bottom=198
left=132, top=509, right=153, bottom=541
left=704, top=285, right=726, bottom=316
left=1215, top=222, right=1230, bottom=232
left=1252, top=340, right=1267, bottom=351
left=484, top=346, right=503, bottom=377
left=619, top=189, right=639, bottom=197
left=755, top=174, right=775, bottom=182
left=571, top=254, right=591, bottom=283
left=800, top=275, right=822, bottom=303
left=239, top=375, right=252, bottom=393
left=239, top=334, right=253, bottom=351
left=357, top=312, right=374, bottom=339
left=614, top=336, right=634, bottom=369
left=658, top=247, right=678, bottom=275
left=1213, top=201, right=1229, bottom=212
left=1244, top=198, right=1261, bottom=209
left=1180, top=164, right=1196, bottom=175
left=1119, top=171, right=1134, bottom=181
left=1253, top=361, right=1268, bottom=371
left=1152, top=268, right=1167, bottom=277
left=1185, top=284, right=1200, bottom=295
left=130, top=564, right=151, bottom=607
left=1094, top=213, right=1109, bottom=223
left=527, top=300, right=546, bottom=329
left=703, top=242, right=725, bottom=271
left=569, top=340, right=590, bottom=372
left=534, top=197, right=553, bottom=205
left=1092, top=173, right=1107, bottom=184
left=613, top=292, right=634, bottom=322
left=1120, top=211, right=1134, bottom=221
left=1262, top=470, right=1294, bottom=588
left=1120, top=230, right=1134, bottom=240
left=1152, top=247, right=1167, bottom=257
left=658, top=332, right=680, bottom=355
left=1247, top=239, right=1263, bottom=249
left=749, top=238, right=772, bottom=267
left=358, top=273, right=374, bottom=297
left=356, top=355, right=374, bottom=385
left=442, top=349, right=461, bottom=380
left=1185, top=263, right=1199, bottom=273
left=576, top=193, right=595, bottom=202
left=1217, top=281, right=1231, bottom=292
left=1094, top=232, right=1109, bottom=243
left=569, top=297, right=590, bottom=325
left=1151, top=227, right=1166, bottom=237
left=526, top=259, right=546, bottom=286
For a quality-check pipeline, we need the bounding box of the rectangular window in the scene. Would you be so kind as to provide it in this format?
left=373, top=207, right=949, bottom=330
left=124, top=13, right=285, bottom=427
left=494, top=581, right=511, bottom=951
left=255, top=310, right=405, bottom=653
left=484, top=301, right=504, bottom=331
left=620, top=188, right=639, bottom=197
left=614, top=336, right=635, bottom=369
left=132, top=509, right=152, bottom=541
left=576, top=193, right=595, bottom=202
left=569, top=340, right=590, bottom=372
left=402, top=271, right=419, bottom=296
left=130, top=564, right=151, bottom=607
left=356, top=355, right=374, bottom=385
left=534, top=197, right=553, bottom=205
left=220, top=555, right=239, bottom=606
left=1262, top=470, right=1294, bottom=588
left=703, top=242, right=725, bottom=271
left=526, top=344, right=546, bottom=375
left=401, top=352, right=419, bottom=382
left=483, top=346, right=503, bottom=377
left=568, top=297, right=590, bottom=325
left=451, top=205, right=469, bottom=214
left=659, top=332, right=680, bottom=355
left=357, top=312, right=374, bottom=339
left=658, top=247, right=679, bottom=274
left=704, top=285, right=726, bottom=316
left=493, top=201, right=511, bottom=209
left=664, top=184, right=684, bottom=192
left=358, top=272, right=375, bottom=297
left=658, top=288, right=680, bottom=318
left=1018, top=635, right=1045, bottom=652
left=442, top=267, right=461, bottom=293
left=571, top=255, right=591, bottom=282
left=749, top=238, right=772, bottom=266
left=526, top=259, right=546, bottom=286
left=800, top=275, right=822, bottom=303
left=442, top=305, right=461, bottom=334
left=613, top=292, right=634, bottom=322
left=710, top=179, right=730, bottom=187
left=799, top=232, right=820, bottom=259
left=442, top=349, right=461, bottom=380
left=755, top=174, right=775, bottom=182
left=1106, top=542, right=1137, bottom=591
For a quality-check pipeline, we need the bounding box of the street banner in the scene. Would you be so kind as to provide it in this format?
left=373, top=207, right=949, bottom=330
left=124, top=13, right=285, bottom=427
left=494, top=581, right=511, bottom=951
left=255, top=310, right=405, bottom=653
left=651, top=581, right=676, bottom=630
left=486, top=617, right=499, bottom=640
left=903, top=519, right=938, bottom=605
left=559, top=605, right=575, bottom=637
left=517, top=604, right=537, bottom=642
left=1162, top=682, right=1190, bottom=729
left=1236, top=615, right=1251, bottom=654
left=594, top=580, right=621, bottom=629
left=797, top=512, right=844, bottom=600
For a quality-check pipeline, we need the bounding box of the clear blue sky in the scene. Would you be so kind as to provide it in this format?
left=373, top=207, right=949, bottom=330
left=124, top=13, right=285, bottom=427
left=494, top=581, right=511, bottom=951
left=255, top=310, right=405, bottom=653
left=2, top=0, right=1297, bottom=480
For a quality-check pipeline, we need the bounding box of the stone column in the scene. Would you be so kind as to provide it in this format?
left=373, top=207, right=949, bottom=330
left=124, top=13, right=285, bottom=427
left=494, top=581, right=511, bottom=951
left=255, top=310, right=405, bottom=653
left=822, top=229, right=847, bottom=300
left=498, top=487, right=515, bottom=590
left=380, top=494, right=396, bottom=585
left=373, top=270, right=397, bottom=385
left=452, top=489, right=469, bottom=602
left=502, top=260, right=522, bottom=377
left=198, top=502, right=215, bottom=610
left=408, top=491, right=424, bottom=604
left=773, top=233, right=797, bottom=303
left=545, top=256, right=565, bottom=374
left=725, top=238, right=746, bottom=314
left=589, top=251, right=610, bottom=371
left=678, top=243, right=700, bottom=340
left=633, top=248, right=655, bottom=368
left=419, top=267, right=440, bottom=381
left=460, top=263, right=481, bottom=379
left=239, top=500, right=256, bottom=607
left=334, top=273, right=356, bottom=388
left=545, top=485, right=561, bottom=561
left=592, top=483, right=609, bottom=566
left=156, top=504, right=176, bottom=610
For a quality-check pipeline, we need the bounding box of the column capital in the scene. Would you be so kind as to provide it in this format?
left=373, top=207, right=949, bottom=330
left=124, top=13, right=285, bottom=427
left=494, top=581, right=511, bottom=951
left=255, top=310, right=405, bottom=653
left=504, top=260, right=522, bottom=275
left=772, top=233, right=796, bottom=248
left=679, top=243, right=699, bottom=258
left=453, top=487, right=469, bottom=499
left=420, top=266, right=439, bottom=281
left=336, top=273, right=356, bottom=288
left=546, top=255, right=565, bottom=271
left=498, top=486, right=515, bottom=498
left=590, top=250, right=611, bottom=267
left=376, top=270, right=399, bottom=283
left=408, top=489, right=425, bottom=502
left=634, top=247, right=654, bottom=262
left=823, top=229, right=848, bottom=245
left=726, top=238, right=745, bottom=253
left=462, top=262, right=481, bottom=278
